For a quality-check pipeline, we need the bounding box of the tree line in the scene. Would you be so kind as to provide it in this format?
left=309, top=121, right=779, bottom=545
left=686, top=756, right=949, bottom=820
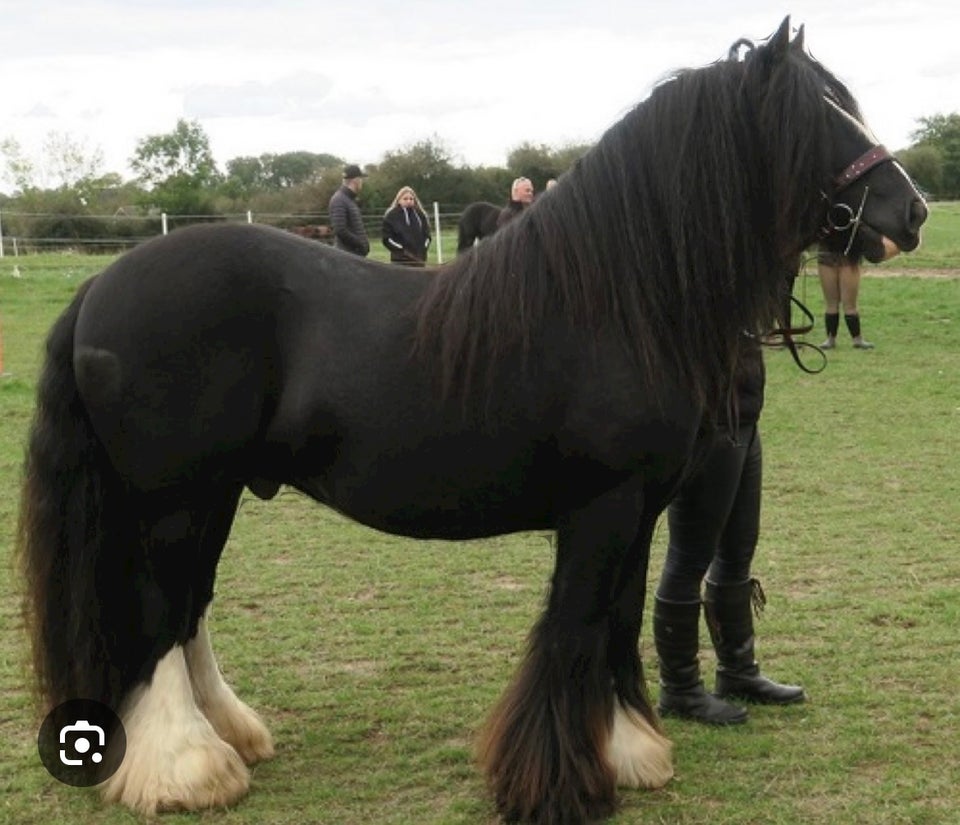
left=1, top=112, right=957, bottom=250
left=898, top=113, right=960, bottom=200
left=0, top=119, right=590, bottom=249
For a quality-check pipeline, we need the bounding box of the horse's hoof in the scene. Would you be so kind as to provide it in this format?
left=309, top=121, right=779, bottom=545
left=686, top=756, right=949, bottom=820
left=608, top=704, right=674, bottom=789
left=101, top=732, right=250, bottom=814
left=202, top=699, right=275, bottom=766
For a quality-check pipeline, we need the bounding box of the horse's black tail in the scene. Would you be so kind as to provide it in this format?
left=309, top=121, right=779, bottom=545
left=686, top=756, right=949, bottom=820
left=18, top=279, right=137, bottom=716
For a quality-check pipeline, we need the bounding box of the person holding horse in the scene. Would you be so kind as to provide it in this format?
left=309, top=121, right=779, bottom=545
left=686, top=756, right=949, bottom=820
left=381, top=186, right=431, bottom=266
left=817, top=249, right=874, bottom=349
left=654, top=338, right=805, bottom=724
left=497, top=177, right=535, bottom=228
left=329, top=164, right=370, bottom=257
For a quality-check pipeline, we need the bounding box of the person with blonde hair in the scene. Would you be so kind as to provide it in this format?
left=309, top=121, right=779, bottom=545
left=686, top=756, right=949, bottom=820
left=497, top=177, right=535, bottom=228
left=381, top=186, right=431, bottom=266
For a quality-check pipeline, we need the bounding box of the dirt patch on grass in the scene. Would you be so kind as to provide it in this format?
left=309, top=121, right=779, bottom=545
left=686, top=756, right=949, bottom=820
left=864, top=267, right=960, bottom=279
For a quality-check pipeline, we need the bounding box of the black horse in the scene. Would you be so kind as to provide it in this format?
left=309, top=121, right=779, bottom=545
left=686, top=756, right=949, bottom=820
left=19, top=19, right=925, bottom=824
left=456, top=200, right=501, bottom=251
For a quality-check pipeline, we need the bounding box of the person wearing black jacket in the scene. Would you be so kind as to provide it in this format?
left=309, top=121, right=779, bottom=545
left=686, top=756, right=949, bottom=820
left=654, top=339, right=805, bottom=725
left=329, top=164, right=370, bottom=257
left=381, top=186, right=431, bottom=266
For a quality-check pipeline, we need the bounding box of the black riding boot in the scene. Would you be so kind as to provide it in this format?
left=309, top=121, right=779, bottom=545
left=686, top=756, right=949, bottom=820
left=653, top=597, right=748, bottom=725
left=704, top=579, right=806, bottom=705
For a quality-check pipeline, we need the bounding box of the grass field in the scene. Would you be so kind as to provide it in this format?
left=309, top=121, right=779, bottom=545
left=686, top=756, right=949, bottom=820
left=1, top=205, right=958, bottom=824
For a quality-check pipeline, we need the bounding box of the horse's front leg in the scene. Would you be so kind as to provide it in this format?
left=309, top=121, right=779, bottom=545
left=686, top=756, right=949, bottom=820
left=477, top=478, right=673, bottom=825
left=606, top=506, right=674, bottom=790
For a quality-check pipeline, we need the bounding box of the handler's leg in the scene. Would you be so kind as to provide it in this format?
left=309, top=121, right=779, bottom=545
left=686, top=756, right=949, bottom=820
left=818, top=259, right=841, bottom=349
left=655, top=435, right=748, bottom=725
left=705, top=428, right=805, bottom=705
left=838, top=261, right=874, bottom=348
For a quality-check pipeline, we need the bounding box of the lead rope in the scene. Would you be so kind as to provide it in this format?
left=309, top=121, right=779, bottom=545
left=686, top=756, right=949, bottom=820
left=756, top=252, right=827, bottom=374
left=762, top=294, right=827, bottom=374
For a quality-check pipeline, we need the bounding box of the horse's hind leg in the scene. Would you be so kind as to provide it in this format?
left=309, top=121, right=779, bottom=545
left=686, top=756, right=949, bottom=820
left=102, top=485, right=255, bottom=814
left=185, top=611, right=274, bottom=766
left=179, top=483, right=274, bottom=766
left=102, top=644, right=250, bottom=813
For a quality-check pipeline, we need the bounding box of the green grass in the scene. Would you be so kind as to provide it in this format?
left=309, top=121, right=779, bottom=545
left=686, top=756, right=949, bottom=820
left=1, top=214, right=959, bottom=824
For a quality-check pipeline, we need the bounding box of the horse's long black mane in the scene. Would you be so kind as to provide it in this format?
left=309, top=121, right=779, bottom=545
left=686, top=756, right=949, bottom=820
left=416, top=30, right=859, bottom=412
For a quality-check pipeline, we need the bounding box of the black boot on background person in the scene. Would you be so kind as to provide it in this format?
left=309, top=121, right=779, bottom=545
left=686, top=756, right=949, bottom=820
left=653, top=597, right=748, bottom=725
left=704, top=579, right=806, bottom=705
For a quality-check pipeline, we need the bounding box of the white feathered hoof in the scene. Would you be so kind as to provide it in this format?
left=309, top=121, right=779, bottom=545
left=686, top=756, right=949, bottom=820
left=100, top=646, right=251, bottom=814
left=607, top=703, right=674, bottom=790
left=184, top=616, right=275, bottom=766
left=199, top=695, right=275, bottom=767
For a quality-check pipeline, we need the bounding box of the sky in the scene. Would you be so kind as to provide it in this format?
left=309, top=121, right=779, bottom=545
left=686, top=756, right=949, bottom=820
left=2, top=0, right=959, bottom=187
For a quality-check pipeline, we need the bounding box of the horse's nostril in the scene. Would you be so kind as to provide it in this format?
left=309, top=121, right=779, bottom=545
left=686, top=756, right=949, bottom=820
left=909, top=198, right=929, bottom=232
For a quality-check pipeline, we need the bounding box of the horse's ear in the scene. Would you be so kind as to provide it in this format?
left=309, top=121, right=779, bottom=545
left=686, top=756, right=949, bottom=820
left=791, top=24, right=806, bottom=53
left=768, top=16, right=791, bottom=56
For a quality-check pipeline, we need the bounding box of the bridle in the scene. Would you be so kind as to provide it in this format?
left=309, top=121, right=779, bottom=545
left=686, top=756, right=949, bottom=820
left=819, top=144, right=896, bottom=257
left=727, top=36, right=897, bottom=263
left=725, top=36, right=898, bottom=372
left=768, top=137, right=897, bottom=372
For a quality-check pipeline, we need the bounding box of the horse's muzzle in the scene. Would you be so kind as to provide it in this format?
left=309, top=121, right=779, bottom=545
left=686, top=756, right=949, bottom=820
left=880, top=236, right=901, bottom=261
left=869, top=195, right=927, bottom=261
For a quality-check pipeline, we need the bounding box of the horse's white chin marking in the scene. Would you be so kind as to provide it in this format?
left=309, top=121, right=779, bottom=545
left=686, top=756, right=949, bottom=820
left=100, top=644, right=252, bottom=814
left=607, top=703, right=674, bottom=790
left=881, top=236, right=901, bottom=261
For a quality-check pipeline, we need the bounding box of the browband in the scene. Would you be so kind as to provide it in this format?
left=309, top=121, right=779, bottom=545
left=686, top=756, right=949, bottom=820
left=834, top=145, right=893, bottom=191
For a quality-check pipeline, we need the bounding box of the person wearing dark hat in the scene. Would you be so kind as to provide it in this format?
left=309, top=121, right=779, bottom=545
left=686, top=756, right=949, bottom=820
left=328, top=164, right=370, bottom=256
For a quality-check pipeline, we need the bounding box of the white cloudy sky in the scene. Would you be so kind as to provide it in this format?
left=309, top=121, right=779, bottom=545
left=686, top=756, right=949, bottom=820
left=2, top=0, right=959, bottom=183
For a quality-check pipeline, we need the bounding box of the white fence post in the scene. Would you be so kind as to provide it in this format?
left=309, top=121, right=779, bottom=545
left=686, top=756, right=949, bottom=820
left=247, top=210, right=253, bottom=224
left=433, top=202, right=442, bottom=264
left=161, top=213, right=168, bottom=235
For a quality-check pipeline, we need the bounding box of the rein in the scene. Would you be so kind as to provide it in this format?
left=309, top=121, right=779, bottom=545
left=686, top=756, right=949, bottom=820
left=757, top=293, right=826, bottom=374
